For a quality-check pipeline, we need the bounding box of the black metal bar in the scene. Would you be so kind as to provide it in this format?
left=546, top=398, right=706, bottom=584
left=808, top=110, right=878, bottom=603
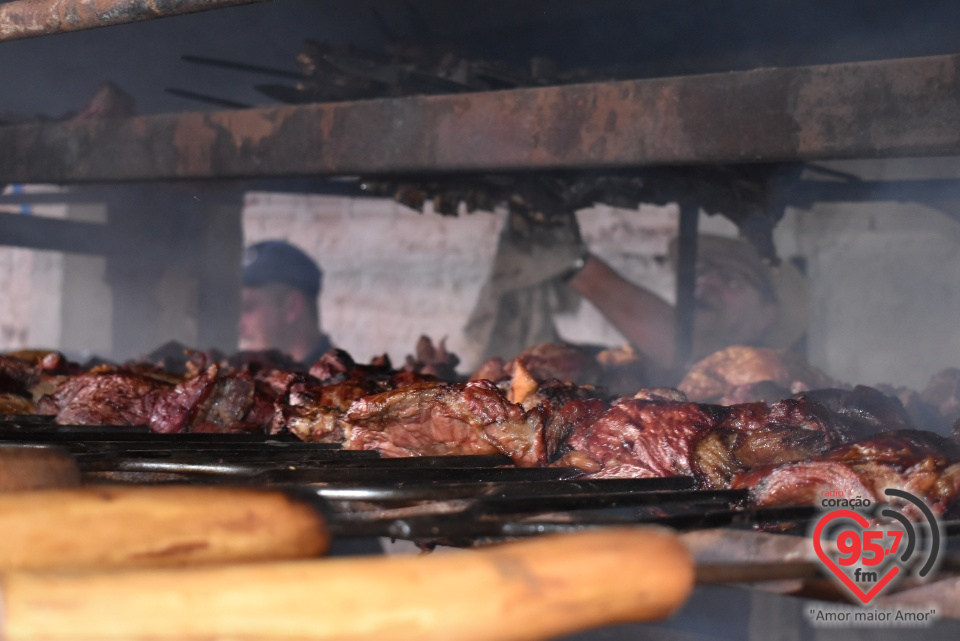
left=79, top=453, right=515, bottom=475
left=316, top=476, right=696, bottom=502
left=181, top=55, right=306, bottom=80
left=673, top=203, right=699, bottom=368
left=0, top=213, right=113, bottom=255
left=328, top=503, right=817, bottom=541
left=0, top=0, right=272, bottom=42
left=8, top=177, right=960, bottom=208
left=258, top=466, right=582, bottom=484
left=165, top=88, right=252, bottom=110
left=64, top=441, right=378, bottom=456
left=253, top=84, right=311, bottom=104
left=7, top=53, right=960, bottom=181
left=470, top=488, right=745, bottom=514
left=0, top=194, right=82, bottom=205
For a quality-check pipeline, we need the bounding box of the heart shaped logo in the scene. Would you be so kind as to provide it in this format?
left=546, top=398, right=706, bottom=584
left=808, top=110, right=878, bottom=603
left=813, top=509, right=900, bottom=604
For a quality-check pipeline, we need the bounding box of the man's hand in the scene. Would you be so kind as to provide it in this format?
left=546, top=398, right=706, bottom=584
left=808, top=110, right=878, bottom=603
left=487, top=210, right=588, bottom=292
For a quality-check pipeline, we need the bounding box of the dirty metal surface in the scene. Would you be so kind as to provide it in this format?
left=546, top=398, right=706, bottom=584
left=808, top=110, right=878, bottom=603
left=3, top=52, right=960, bottom=182
left=0, top=0, right=270, bottom=42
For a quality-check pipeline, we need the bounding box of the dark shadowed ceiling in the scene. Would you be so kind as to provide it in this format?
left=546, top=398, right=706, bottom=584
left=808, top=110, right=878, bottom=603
left=2, top=0, right=960, bottom=118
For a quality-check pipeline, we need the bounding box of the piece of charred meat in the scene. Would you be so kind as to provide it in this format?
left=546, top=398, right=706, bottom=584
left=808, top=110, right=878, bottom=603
left=0, top=355, right=40, bottom=393
left=147, top=365, right=275, bottom=434
left=564, top=399, right=726, bottom=478
left=40, top=366, right=174, bottom=427
left=514, top=379, right=609, bottom=463
left=679, top=346, right=834, bottom=403
left=272, top=349, right=438, bottom=443
left=40, top=361, right=276, bottom=435
left=500, top=358, right=611, bottom=458
left=692, top=397, right=842, bottom=489
left=0, top=351, right=89, bottom=412
left=733, top=460, right=879, bottom=508
left=735, top=430, right=960, bottom=515
left=0, top=392, right=35, bottom=414
left=342, top=380, right=546, bottom=467
left=691, top=388, right=921, bottom=489
left=403, top=335, right=461, bottom=381
left=147, top=366, right=216, bottom=433
left=717, top=381, right=793, bottom=405
left=0, top=355, right=41, bottom=414
left=822, top=430, right=960, bottom=515
left=593, top=344, right=651, bottom=398
left=271, top=372, right=390, bottom=443
left=873, top=383, right=945, bottom=434
left=472, top=342, right=602, bottom=387
left=190, top=369, right=274, bottom=434
left=798, top=386, right=914, bottom=439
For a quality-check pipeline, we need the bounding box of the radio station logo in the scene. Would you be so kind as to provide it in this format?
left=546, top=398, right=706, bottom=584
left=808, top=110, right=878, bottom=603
left=811, top=488, right=942, bottom=605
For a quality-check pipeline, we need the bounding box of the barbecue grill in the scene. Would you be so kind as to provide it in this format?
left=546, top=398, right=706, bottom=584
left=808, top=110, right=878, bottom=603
left=3, top=2, right=960, bottom=640
left=3, top=419, right=960, bottom=632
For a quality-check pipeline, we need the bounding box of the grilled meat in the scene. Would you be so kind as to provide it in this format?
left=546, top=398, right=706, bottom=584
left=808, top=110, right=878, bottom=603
left=823, top=431, right=960, bottom=514
left=0, top=351, right=86, bottom=411
left=516, top=380, right=609, bottom=462
left=798, top=385, right=914, bottom=438
left=190, top=369, right=272, bottom=434
left=147, top=366, right=216, bottom=433
left=404, top=335, right=461, bottom=381
left=9, top=340, right=960, bottom=519
left=39, top=362, right=274, bottom=435
left=149, top=365, right=274, bottom=434
left=593, top=344, right=650, bottom=398
left=472, top=342, right=602, bottom=387
left=274, top=350, right=438, bottom=443
left=0, top=355, right=39, bottom=393
left=735, top=430, right=960, bottom=514
left=824, top=429, right=960, bottom=467
left=0, top=356, right=40, bottom=414
left=342, top=380, right=546, bottom=467
left=272, top=373, right=388, bottom=443
left=43, top=368, right=173, bottom=427
left=308, top=349, right=359, bottom=382
left=678, top=346, right=834, bottom=403
left=733, top=460, right=879, bottom=508
left=565, top=399, right=725, bottom=478
left=692, top=398, right=839, bottom=489
left=717, top=381, right=792, bottom=405
left=0, top=394, right=35, bottom=414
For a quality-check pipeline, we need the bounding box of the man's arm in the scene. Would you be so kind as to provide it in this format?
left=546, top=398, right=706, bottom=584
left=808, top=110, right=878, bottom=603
left=567, top=255, right=677, bottom=372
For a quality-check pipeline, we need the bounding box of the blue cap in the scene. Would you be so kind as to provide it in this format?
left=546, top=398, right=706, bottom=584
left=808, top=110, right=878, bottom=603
left=242, top=241, right=322, bottom=295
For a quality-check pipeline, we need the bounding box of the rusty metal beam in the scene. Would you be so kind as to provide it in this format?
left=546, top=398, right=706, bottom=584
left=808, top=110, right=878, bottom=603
left=0, top=0, right=271, bottom=42
left=4, top=53, right=960, bottom=182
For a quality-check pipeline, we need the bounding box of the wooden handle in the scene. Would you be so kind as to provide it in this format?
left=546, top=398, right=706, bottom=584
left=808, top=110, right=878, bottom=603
left=0, top=527, right=693, bottom=641
left=0, top=445, right=80, bottom=491
left=0, top=486, right=329, bottom=571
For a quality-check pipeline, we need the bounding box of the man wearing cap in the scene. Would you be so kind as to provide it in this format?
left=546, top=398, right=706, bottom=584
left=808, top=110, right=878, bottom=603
left=565, top=234, right=809, bottom=374
left=239, top=240, right=333, bottom=366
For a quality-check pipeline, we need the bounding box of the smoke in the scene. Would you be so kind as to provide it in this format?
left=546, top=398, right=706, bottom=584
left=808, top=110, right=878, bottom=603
left=781, top=157, right=960, bottom=391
